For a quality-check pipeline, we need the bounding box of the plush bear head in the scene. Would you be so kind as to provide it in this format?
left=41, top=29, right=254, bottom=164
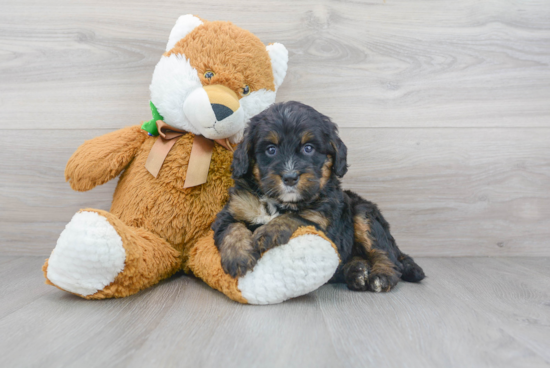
left=148, top=15, right=288, bottom=143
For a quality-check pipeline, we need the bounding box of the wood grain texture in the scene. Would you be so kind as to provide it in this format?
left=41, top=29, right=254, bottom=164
left=0, top=130, right=116, bottom=255
left=1, top=257, right=549, bottom=368
left=430, top=257, right=550, bottom=363
left=0, top=0, right=549, bottom=129
left=1, top=0, right=550, bottom=256
left=340, top=128, right=550, bottom=257
left=317, top=257, right=550, bottom=368
left=2, top=128, right=549, bottom=256
left=0, top=257, right=55, bottom=319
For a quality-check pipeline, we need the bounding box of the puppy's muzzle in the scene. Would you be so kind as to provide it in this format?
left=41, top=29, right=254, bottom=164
left=282, top=172, right=299, bottom=187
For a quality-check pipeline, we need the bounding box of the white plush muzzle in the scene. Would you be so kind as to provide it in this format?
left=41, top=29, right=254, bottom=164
left=183, top=87, right=245, bottom=139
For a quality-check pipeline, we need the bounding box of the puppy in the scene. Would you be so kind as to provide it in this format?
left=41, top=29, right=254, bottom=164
left=212, top=101, right=425, bottom=292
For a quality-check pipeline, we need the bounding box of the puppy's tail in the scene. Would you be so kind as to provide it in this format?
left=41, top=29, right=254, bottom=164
left=398, top=253, right=425, bottom=282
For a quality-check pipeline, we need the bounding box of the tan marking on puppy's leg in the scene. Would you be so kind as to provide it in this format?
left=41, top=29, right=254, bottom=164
left=301, top=210, right=329, bottom=230
left=367, top=249, right=400, bottom=292
left=227, top=190, right=261, bottom=221
left=227, top=190, right=274, bottom=225
left=353, top=214, right=373, bottom=251
left=369, top=250, right=398, bottom=278
left=219, top=222, right=256, bottom=277
left=353, top=214, right=399, bottom=292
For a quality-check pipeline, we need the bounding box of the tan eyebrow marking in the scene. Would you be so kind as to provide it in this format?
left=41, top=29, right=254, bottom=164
left=301, top=131, right=315, bottom=144
left=266, top=131, right=279, bottom=145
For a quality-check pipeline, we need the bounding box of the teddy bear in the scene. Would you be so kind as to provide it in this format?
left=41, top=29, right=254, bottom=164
left=42, top=15, right=340, bottom=304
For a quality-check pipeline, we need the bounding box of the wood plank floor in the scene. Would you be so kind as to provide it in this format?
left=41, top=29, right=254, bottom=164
left=1, top=257, right=549, bottom=368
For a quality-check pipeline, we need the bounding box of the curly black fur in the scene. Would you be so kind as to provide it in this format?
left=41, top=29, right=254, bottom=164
left=212, top=101, right=425, bottom=291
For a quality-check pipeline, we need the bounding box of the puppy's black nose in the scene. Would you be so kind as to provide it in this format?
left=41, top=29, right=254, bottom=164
left=282, top=172, right=299, bottom=187
left=211, top=104, right=234, bottom=121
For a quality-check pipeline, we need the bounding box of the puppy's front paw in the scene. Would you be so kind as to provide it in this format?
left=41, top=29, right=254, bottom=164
left=367, top=272, right=400, bottom=293
left=252, top=225, right=278, bottom=253
left=219, top=223, right=257, bottom=278
left=252, top=220, right=294, bottom=253
left=343, top=259, right=370, bottom=291
left=221, top=248, right=259, bottom=278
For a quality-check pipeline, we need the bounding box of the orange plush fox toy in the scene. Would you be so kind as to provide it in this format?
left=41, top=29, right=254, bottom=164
left=42, top=15, right=340, bottom=304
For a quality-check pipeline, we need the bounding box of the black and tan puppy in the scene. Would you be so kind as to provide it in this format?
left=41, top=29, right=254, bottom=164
left=212, top=101, right=425, bottom=292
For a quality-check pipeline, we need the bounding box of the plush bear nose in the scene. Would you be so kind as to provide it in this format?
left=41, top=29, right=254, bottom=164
left=211, top=104, right=234, bottom=121
left=282, top=172, right=299, bottom=187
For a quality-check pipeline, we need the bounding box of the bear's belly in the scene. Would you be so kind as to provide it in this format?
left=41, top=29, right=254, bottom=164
left=110, top=133, right=233, bottom=252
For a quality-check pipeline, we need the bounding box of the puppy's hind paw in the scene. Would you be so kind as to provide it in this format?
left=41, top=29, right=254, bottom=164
left=400, top=258, right=426, bottom=282
left=344, top=259, right=370, bottom=292
left=368, top=273, right=400, bottom=293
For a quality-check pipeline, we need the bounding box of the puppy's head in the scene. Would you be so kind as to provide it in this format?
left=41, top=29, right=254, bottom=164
left=232, top=101, right=347, bottom=204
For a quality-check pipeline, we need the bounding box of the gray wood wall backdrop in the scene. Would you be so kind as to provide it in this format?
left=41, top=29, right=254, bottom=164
left=1, top=0, right=549, bottom=257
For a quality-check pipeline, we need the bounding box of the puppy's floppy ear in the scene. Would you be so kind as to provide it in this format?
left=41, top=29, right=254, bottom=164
left=231, top=126, right=255, bottom=178
left=330, top=132, right=348, bottom=178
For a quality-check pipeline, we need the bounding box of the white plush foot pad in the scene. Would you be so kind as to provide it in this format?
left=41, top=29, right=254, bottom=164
left=47, top=211, right=126, bottom=296
left=237, top=234, right=340, bottom=305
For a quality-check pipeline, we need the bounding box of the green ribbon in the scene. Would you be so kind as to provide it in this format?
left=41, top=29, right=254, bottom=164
left=141, top=101, right=165, bottom=136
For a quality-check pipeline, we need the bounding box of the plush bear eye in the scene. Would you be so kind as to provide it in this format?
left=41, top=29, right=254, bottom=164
left=204, top=71, right=215, bottom=79
left=266, top=145, right=278, bottom=156
left=242, top=85, right=250, bottom=95
left=302, top=144, right=315, bottom=155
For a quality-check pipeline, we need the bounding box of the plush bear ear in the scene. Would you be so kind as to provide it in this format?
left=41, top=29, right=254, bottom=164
left=266, top=43, right=289, bottom=90
left=165, top=14, right=204, bottom=52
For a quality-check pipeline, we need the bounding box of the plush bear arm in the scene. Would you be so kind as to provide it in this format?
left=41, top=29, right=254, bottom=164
left=65, top=125, right=147, bottom=192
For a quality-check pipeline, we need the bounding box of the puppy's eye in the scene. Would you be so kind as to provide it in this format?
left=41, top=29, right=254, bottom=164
left=266, top=145, right=278, bottom=156
left=242, top=85, right=250, bottom=96
left=302, top=144, right=315, bottom=155
left=204, top=71, right=215, bottom=79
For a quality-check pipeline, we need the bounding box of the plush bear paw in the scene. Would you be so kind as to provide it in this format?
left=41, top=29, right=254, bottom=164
left=237, top=233, right=340, bottom=304
left=45, top=211, right=126, bottom=296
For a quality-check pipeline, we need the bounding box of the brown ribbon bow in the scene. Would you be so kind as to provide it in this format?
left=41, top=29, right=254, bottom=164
left=145, top=120, right=234, bottom=188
